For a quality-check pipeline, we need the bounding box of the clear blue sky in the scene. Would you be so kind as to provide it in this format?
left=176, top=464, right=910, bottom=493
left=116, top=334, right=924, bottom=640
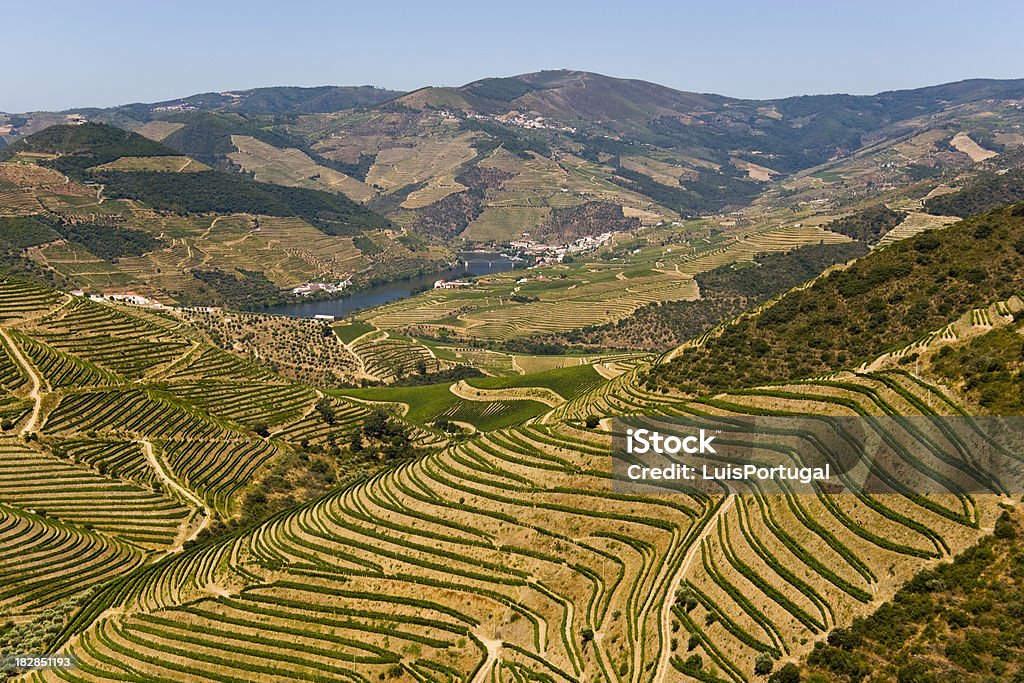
left=6, top=0, right=1024, bottom=112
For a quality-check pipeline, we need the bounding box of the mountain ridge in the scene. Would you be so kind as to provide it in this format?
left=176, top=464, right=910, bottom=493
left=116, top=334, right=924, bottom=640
left=68, top=84, right=404, bottom=119
left=28, top=71, right=1024, bottom=119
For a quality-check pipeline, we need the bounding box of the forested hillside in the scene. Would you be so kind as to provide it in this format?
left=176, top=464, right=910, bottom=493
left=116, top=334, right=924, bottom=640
left=552, top=241, right=868, bottom=350
left=925, top=167, right=1024, bottom=217
left=0, top=123, right=177, bottom=178
left=823, top=205, right=906, bottom=244
left=97, top=169, right=389, bottom=234
left=650, top=203, right=1024, bottom=392
left=795, top=509, right=1024, bottom=682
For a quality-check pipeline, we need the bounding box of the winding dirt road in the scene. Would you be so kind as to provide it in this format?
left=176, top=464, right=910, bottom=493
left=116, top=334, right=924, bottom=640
left=140, top=439, right=210, bottom=550
left=0, top=326, right=43, bottom=434
left=470, top=633, right=502, bottom=683
left=653, top=493, right=735, bottom=681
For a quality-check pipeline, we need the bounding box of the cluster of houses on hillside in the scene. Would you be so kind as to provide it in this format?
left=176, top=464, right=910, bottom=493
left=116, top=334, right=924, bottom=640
left=71, top=277, right=353, bottom=310
left=152, top=102, right=199, bottom=113
left=509, top=231, right=615, bottom=266
left=72, top=290, right=158, bottom=306
left=71, top=289, right=223, bottom=313
left=464, top=110, right=577, bottom=134
left=288, top=280, right=352, bottom=296
left=434, top=279, right=472, bottom=290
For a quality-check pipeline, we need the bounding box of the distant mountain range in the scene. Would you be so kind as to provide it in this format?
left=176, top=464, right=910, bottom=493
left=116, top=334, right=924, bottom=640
left=3, top=70, right=1024, bottom=251
left=73, top=85, right=403, bottom=118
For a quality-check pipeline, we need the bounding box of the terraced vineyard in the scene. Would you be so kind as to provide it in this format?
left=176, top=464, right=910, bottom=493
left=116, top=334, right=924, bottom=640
left=0, top=502, right=140, bottom=614
left=7, top=62, right=1024, bottom=682
left=347, top=330, right=446, bottom=381
left=14, top=359, right=1005, bottom=683
left=361, top=268, right=701, bottom=340
left=0, top=277, right=383, bottom=639
left=0, top=439, right=189, bottom=548
left=1, top=260, right=1015, bottom=682
left=0, top=129, right=444, bottom=306
left=4, top=192, right=1024, bottom=682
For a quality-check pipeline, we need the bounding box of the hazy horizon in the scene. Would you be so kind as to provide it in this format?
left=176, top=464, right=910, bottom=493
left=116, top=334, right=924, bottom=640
left=7, top=0, right=1024, bottom=112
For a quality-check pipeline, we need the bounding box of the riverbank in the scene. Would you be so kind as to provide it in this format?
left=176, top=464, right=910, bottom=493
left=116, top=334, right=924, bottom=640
left=260, top=254, right=516, bottom=319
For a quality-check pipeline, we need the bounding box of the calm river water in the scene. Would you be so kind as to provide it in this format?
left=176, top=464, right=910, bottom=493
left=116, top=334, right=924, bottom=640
left=260, top=253, right=516, bottom=318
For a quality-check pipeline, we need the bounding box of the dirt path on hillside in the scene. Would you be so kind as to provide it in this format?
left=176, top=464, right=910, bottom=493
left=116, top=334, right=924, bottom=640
left=593, top=362, right=624, bottom=380
left=344, top=329, right=378, bottom=381
left=0, top=326, right=44, bottom=434
left=470, top=633, right=503, bottom=683
left=862, top=295, right=1023, bottom=373
left=450, top=380, right=565, bottom=407
left=653, top=494, right=734, bottom=682
left=199, top=215, right=225, bottom=240
left=344, top=396, right=410, bottom=417
left=140, top=439, right=210, bottom=550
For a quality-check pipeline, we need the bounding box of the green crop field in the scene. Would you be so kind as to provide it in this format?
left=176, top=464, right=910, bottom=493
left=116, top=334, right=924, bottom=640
left=336, top=381, right=552, bottom=431
left=332, top=319, right=377, bottom=343
left=466, top=364, right=604, bottom=400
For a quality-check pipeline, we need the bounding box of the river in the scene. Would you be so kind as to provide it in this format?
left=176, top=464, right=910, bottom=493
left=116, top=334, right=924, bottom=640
left=260, top=252, right=517, bottom=319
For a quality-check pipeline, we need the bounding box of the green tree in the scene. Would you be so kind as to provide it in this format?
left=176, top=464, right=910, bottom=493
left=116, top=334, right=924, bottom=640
left=768, top=663, right=800, bottom=683
left=675, top=586, right=698, bottom=611
left=314, top=397, right=336, bottom=425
